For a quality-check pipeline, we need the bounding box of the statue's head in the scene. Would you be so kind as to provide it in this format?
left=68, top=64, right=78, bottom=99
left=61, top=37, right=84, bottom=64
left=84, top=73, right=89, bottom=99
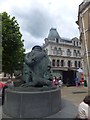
left=32, top=45, right=42, bottom=52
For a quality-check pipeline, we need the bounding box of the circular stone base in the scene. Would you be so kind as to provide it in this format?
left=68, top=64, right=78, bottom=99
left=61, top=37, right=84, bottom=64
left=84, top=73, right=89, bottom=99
left=3, top=87, right=61, bottom=118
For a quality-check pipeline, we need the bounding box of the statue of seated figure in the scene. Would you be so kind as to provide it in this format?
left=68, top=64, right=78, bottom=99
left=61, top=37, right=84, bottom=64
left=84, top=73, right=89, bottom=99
left=22, top=45, right=52, bottom=87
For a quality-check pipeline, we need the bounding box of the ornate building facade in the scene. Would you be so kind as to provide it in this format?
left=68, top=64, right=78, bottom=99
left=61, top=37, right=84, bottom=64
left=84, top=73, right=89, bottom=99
left=76, top=0, right=90, bottom=85
left=43, top=28, right=82, bottom=85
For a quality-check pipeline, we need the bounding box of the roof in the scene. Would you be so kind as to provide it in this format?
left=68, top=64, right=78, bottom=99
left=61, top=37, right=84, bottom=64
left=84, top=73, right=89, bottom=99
left=61, top=37, right=72, bottom=43
left=46, top=28, right=79, bottom=44
left=83, top=0, right=90, bottom=3
left=47, top=28, right=61, bottom=40
left=79, top=1, right=90, bottom=13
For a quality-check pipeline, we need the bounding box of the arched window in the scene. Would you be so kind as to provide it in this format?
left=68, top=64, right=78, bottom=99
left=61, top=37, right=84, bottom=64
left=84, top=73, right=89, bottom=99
left=57, top=60, right=59, bottom=66
left=52, top=59, right=55, bottom=66
left=53, top=47, right=57, bottom=55
left=73, top=50, right=77, bottom=56
left=77, top=41, right=78, bottom=46
left=78, top=61, right=81, bottom=68
left=57, top=48, right=62, bottom=55
left=68, top=60, right=71, bottom=67
left=61, top=60, right=64, bottom=67
left=67, top=49, right=71, bottom=56
left=77, top=50, right=80, bottom=56
left=54, top=47, right=57, bottom=50
left=75, top=61, right=77, bottom=67
left=56, top=38, right=59, bottom=43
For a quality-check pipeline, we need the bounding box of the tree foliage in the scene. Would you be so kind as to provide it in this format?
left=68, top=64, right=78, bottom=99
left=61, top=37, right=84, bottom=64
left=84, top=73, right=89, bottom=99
left=0, top=13, right=2, bottom=73
left=1, top=12, right=25, bottom=75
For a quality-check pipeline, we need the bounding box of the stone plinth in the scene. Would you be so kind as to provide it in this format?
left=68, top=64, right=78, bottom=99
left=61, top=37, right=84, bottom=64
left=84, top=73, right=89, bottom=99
left=3, top=87, right=61, bottom=118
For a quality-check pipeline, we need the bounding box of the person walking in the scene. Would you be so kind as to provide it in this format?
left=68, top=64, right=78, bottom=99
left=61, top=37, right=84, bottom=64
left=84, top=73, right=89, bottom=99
left=52, top=76, right=57, bottom=87
left=57, top=76, right=63, bottom=87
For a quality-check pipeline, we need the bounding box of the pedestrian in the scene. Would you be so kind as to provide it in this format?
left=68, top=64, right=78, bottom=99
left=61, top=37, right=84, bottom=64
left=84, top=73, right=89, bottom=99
left=84, top=80, right=87, bottom=87
left=0, top=82, right=6, bottom=98
left=2, top=80, right=14, bottom=105
left=57, top=76, right=63, bottom=87
left=52, top=76, right=57, bottom=87
left=2, top=84, right=8, bottom=105
left=77, top=95, right=90, bottom=120
left=75, top=77, right=78, bottom=87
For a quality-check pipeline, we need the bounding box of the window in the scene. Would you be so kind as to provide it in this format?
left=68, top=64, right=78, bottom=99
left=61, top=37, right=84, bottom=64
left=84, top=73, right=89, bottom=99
left=56, top=38, right=59, bottom=43
left=52, top=59, right=55, bottom=66
left=78, top=61, right=81, bottom=68
left=75, top=61, right=77, bottom=68
left=61, top=60, right=64, bottom=67
left=74, top=41, right=75, bottom=46
left=68, top=60, right=71, bottom=67
left=73, top=50, right=77, bottom=56
left=53, top=47, right=57, bottom=55
left=67, top=49, right=71, bottom=56
left=57, top=60, right=59, bottom=66
left=77, top=50, right=80, bottom=56
left=57, top=48, right=62, bottom=55
left=54, top=47, right=57, bottom=50
left=77, top=41, right=78, bottom=46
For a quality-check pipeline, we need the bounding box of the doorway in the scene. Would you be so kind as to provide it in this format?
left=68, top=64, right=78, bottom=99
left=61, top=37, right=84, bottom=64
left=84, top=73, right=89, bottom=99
left=63, top=70, right=76, bottom=86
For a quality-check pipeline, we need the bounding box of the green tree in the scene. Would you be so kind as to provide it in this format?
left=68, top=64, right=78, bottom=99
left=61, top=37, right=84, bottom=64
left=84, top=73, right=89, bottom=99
left=1, top=12, right=25, bottom=77
left=0, top=13, right=2, bottom=73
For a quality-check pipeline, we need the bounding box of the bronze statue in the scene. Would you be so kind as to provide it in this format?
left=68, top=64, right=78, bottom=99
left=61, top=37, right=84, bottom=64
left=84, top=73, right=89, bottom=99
left=22, top=45, right=52, bottom=87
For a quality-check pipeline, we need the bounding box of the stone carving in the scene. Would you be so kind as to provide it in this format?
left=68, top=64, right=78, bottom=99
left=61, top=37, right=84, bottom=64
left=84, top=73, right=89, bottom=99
left=22, top=45, right=52, bottom=87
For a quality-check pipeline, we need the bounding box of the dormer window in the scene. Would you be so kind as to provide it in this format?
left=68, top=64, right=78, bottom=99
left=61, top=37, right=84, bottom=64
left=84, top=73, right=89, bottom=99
left=44, top=38, right=48, bottom=43
left=56, top=38, right=59, bottom=43
left=74, top=41, right=75, bottom=46
left=77, top=41, right=78, bottom=46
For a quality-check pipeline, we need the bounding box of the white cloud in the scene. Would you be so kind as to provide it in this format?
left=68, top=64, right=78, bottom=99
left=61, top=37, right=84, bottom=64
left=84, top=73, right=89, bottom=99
left=0, top=0, right=83, bottom=52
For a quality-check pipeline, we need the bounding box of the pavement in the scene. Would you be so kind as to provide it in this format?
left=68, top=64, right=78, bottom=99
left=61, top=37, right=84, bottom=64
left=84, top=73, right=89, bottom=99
left=61, top=85, right=88, bottom=106
left=0, top=85, right=88, bottom=119
left=47, top=85, right=88, bottom=118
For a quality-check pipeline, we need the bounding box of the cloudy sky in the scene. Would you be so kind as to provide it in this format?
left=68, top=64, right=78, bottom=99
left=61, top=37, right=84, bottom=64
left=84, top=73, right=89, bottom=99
left=0, top=0, right=83, bottom=53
